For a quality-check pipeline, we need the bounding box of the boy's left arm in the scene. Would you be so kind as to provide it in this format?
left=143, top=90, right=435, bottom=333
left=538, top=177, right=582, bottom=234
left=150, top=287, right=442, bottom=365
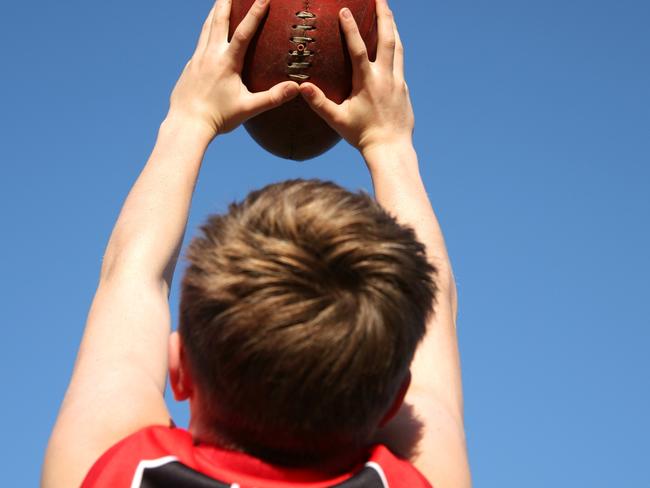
left=42, top=1, right=298, bottom=486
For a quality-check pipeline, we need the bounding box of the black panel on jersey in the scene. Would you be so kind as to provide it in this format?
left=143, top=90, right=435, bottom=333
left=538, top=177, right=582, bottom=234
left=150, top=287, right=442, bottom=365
left=140, top=461, right=229, bottom=488
left=139, top=461, right=384, bottom=488
left=331, top=466, right=384, bottom=488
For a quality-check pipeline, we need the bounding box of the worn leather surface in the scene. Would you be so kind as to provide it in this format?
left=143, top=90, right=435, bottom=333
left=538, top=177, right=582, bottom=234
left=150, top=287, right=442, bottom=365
left=230, top=0, right=378, bottom=160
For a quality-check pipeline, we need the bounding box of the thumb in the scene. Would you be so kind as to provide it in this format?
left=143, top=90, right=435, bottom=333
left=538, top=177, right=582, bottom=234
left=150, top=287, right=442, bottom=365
left=245, top=81, right=300, bottom=118
left=299, top=83, right=342, bottom=127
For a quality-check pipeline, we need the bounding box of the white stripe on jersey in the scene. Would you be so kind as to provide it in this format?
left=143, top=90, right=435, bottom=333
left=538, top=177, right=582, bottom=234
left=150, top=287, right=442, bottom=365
left=130, top=455, right=179, bottom=488
left=365, top=461, right=389, bottom=488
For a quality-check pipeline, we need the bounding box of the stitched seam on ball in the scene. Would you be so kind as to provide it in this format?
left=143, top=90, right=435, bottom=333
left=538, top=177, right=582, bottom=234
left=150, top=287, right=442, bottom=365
left=287, top=1, right=316, bottom=81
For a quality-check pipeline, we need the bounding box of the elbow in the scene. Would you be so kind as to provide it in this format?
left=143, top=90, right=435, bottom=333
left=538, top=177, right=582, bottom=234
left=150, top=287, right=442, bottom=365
left=434, top=264, right=458, bottom=318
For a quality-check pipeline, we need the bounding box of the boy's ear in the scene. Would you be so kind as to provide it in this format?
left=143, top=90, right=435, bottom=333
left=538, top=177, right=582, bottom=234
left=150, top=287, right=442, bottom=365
left=168, top=331, right=192, bottom=401
left=379, top=370, right=412, bottom=428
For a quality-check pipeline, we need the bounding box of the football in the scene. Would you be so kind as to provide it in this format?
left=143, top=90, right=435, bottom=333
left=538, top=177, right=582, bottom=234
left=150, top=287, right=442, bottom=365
left=230, top=0, right=378, bottom=160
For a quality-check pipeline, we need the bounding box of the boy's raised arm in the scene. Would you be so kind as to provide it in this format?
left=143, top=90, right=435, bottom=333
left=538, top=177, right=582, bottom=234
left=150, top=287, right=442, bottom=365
left=300, top=1, right=471, bottom=486
left=42, top=1, right=298, bottom=486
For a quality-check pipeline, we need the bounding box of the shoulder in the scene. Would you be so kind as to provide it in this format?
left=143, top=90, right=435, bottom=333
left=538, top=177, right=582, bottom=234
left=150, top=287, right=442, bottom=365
left=81, top=425, right=195, bottom=487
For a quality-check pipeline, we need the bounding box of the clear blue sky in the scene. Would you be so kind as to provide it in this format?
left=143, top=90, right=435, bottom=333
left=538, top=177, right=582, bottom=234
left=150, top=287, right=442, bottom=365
left=1, top=0, right=648, bottom=486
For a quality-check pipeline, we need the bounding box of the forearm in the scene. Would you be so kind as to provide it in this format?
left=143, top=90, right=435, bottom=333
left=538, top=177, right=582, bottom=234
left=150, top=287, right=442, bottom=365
left=101, top=116, right=212, bottom=289
left=363, top=142, right=456, bottom=296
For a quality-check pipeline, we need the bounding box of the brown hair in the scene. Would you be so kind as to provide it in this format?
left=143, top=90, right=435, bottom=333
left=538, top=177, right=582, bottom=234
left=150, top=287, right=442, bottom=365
left=179, top=179, right=436, bottom=463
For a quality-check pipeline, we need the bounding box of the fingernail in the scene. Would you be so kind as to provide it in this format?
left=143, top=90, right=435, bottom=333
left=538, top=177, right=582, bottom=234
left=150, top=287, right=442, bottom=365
left=341, top=8, right=352, bottom=19
left=301, top=85, right=314, bottom=97
left=257, top=0, right=267, bottom=5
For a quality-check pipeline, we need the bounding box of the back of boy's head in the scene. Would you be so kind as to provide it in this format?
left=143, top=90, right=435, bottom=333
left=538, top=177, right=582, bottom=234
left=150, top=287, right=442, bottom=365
left=180, top=179, right=437, bottom=464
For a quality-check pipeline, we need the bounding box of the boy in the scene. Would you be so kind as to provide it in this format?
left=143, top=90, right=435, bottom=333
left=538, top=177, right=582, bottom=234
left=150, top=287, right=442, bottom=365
left=42, top=0, right=471, bottom=486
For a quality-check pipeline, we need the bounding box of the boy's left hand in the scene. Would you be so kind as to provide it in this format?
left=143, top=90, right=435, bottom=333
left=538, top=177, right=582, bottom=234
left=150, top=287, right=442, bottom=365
left=168, top=0, right=299, bottom=140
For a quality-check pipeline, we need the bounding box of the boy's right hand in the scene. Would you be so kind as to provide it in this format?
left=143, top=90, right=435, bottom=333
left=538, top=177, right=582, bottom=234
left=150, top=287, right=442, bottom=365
left=299, top=0, right=413, bottom=158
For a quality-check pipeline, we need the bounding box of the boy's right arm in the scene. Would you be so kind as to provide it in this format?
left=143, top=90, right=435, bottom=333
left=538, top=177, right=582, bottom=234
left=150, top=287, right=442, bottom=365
left=299, top=1, right=471, bottom=486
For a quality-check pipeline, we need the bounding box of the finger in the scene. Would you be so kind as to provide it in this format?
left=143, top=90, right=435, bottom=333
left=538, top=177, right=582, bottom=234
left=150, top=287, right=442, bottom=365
left=195, top=3, right=217, bottom=53
left=339, top=8, right=371, bottom=77
left=375, top=0, right=396, bottom=70
left=209, top=0, right=233, bottom=43
left=244, top=81, right=300, bottom=119
left=299, top=83, right=344, bottom=128
left=393, top=19, right=404, bottom=78
left=229, top=0, right=270, bottom=63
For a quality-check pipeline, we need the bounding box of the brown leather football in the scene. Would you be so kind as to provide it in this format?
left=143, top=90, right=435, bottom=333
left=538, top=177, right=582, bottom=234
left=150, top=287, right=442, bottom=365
left=230, top=0, right=377, bottom=160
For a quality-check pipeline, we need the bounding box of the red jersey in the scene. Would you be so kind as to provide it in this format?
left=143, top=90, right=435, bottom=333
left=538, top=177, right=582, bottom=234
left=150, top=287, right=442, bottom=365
left=81, top=425, right=432, bottom=488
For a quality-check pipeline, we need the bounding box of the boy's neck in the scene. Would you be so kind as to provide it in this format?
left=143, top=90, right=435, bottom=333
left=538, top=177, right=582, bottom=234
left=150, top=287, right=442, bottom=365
left=189, top=420, right=370, bottom=476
